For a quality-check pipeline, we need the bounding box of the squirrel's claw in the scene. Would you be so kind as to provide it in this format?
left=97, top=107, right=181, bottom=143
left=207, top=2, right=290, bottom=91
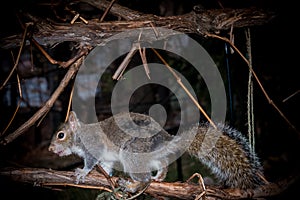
left=74, top=168, right=88, bottom=183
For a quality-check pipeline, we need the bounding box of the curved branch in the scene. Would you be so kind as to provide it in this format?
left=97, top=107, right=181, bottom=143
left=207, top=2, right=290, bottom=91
left=0, top=167, right=298, bottom=199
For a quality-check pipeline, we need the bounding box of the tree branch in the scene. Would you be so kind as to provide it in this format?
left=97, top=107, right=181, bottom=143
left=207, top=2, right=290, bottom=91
left=0, top=49, right=89, bottom=145
left=0, top=0, right=275, bottom=49
left=0, top=167, right=298, bottom=200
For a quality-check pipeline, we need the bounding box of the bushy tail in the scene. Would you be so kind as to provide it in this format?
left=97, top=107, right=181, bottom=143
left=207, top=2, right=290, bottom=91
left=186, top=122, right=265, bottom=189
left=153, top=122, right=266, bottom=189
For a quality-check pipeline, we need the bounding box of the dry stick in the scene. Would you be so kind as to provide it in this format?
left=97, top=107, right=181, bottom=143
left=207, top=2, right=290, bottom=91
left=43, top=182, right=113, bottom=192
left=186, top=173, right=206, bottom=200
left=65, top=83, right=75, bottom=122
left=0, top=56, right=85, bottom=145
left=49, top=173, right=122, bottom=198
left=99, top=0, right=117, bottom=22
left=0, top=22, right=33, bottom=90
left=137, top=30, right=150, bottom=79
left=1, top=101, right=22, bottom=137
left=138, top=45, right=150, bottom=79
left=206, top=33, right=299, bottom=134
left=113, top=30, right=151, bottom=80
left=65, top=7, right=89, bottom=24
left=96, top=165, right=116, bottom=190
left=112, top=43, right=138, bottom=80
left=45, top=180, right=138, bottom=200
left=149, top=22, right=159, bottom=38
left=30, top=38, right=88, bottom=68
left=282, top=89, right=300, bottom=103
left=142, top=47, right=150, bottom=79
left=36, top=109, right=51, bottom=127
left=245, top=28, right=255, bottom=155
left=151, top=48, right=217, bottom=129
left=16, top=74, right=23, bottom=99
left=0, top=52, right=24, bottom=136
left=71, top=13, right=80, bottom=24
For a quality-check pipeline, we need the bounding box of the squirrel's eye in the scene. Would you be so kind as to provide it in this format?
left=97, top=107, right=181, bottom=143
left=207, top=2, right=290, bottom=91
left=57, top=131, right=65, bottom=140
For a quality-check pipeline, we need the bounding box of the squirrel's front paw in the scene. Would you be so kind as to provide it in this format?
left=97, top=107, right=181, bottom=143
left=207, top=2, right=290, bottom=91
left=74, top=168, right=88, bottom=183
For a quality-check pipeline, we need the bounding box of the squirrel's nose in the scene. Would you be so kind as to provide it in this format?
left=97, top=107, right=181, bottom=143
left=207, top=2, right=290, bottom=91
left=48, top=144, right=54, bottom=152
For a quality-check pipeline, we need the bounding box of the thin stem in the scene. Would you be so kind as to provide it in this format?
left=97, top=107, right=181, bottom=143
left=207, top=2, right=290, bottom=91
left=0, top=23, right=33, bottom=90
left=151, top=48, right=217, bottom=129
left=206, top=33, right=299, bottom=134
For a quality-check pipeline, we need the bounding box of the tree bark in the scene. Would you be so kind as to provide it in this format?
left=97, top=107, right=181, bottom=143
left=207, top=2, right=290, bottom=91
left=0, top=167, right=297, bottom=200
left=0, top=0, right=275, bottom=49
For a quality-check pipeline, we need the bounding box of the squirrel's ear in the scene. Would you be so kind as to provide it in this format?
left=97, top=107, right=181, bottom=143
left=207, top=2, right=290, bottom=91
left=68, top=111, right=80, bottom=131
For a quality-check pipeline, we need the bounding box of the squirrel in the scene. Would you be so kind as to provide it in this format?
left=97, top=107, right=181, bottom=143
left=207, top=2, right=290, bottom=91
left=48, top=111, right=265, bottom=192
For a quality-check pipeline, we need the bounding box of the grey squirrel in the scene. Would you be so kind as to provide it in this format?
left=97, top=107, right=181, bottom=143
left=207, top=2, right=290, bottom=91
left=48, top=111, right=265, bottom=192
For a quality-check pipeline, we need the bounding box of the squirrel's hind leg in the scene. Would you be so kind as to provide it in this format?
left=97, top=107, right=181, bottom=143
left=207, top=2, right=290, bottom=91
left=149, top=159, right=168, bottom=182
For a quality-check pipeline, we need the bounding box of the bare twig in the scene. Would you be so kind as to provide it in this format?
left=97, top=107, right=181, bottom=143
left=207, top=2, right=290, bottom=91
left=65, top=6, right=89, bottom=24
left=138, top=46, right=150, bottom=79
left=149, top=22, right=159, bottom=38
left=0, top=49, right=88, bottom=145
left=71, top=13, right=80, bottom=24
left=282, top=89, right=300, bottom=103
left=30, top=38, right=89, bottom=68
left=206, top=33, right=299, bottom=135
left=112, top=30, right=150, bottom=80
left=137, top=31, right=150, bottom=79
left=43, top=182, right=113, bottom=192
left=151, top=48, right=217, bottom=129
left=65, top=83, right=75, bottom=122
left=36, top=109, right=51, bottom=127
left=0, top=52, right=23, bottom=136
left=99, top=0, right=117, bottom=22
left=1, top=100, right=21, bottom=137
left=187, top=173, right=206, bottom=200
left=0, top=22, right=33, bottom=90
left=112, top=43, right=138, bottom=80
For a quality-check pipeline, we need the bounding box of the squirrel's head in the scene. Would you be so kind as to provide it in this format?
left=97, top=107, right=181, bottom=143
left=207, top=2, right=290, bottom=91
left=48, top=111, right=81, bottom=156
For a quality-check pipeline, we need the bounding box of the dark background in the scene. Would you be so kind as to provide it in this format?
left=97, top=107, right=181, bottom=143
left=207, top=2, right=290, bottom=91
left=0, top=0, right=299, bottom=199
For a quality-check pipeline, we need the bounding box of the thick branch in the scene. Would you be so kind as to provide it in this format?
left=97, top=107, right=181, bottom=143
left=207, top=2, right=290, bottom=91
left=0, top=167, right=298, bottom=200
left=0, top=0, right=275, bottom=49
